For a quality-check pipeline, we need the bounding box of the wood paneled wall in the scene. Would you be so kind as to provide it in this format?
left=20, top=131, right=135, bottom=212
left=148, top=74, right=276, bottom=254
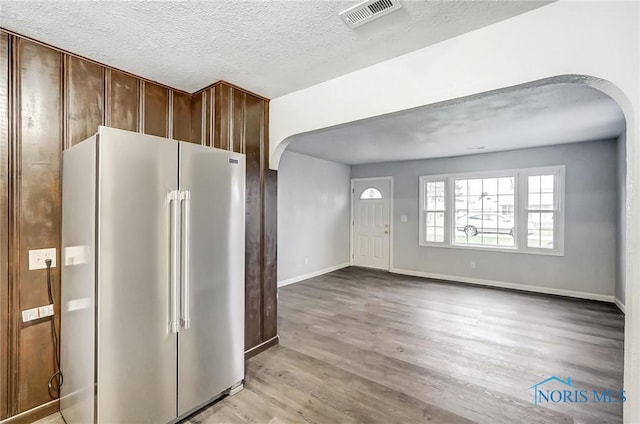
left=0, top=31, right=10, bottom=421
left=0, top=31, right=276, bottom=421
left=190, top=82, right=277, bottom=353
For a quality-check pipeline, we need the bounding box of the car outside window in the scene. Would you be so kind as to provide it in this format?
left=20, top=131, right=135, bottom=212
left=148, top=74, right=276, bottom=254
left=418, top=166, right=564, bottom=255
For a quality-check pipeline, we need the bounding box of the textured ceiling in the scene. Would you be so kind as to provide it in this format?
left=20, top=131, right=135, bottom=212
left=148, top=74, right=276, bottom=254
left=285, top=83, right=626, bottom=165
left=0, top=0, right=551, bottom=97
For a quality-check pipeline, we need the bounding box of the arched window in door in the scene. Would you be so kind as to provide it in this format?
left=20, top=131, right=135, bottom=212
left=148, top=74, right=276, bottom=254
left=360, top=187, right=383, bottom=199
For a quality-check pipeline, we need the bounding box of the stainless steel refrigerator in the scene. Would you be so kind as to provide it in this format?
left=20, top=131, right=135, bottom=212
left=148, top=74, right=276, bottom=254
left=60, top=126, right=245, bottom=424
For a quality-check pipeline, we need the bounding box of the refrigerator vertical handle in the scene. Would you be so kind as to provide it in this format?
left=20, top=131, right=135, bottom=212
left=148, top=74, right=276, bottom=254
left=180, top=190, right=191, bottom=329
left=169, top=190, right=181, bottom=333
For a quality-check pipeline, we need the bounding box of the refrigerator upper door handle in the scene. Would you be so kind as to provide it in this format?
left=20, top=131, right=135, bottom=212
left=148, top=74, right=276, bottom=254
left=169, top=190, right=181, bottom=333
left=180, top=190, right=191, bottom=329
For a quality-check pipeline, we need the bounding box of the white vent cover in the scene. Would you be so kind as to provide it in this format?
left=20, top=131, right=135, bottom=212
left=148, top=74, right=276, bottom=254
left=339, top=0, right=402, bottom=29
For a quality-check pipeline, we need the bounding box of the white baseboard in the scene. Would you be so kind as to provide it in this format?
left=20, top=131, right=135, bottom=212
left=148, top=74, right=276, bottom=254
left=389, top=267, right=615, bottom=303
left=614, top=297, right=626, bottom=313
left=278, top=263, right=350, bottom=288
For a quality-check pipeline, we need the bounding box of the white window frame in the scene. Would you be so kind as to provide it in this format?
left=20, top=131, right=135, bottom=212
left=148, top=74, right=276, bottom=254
left=520, top=166, right=566, bottom=255
left=418, top=166, right=565, bottom=256
left=419, top=175, right=449, bottom=246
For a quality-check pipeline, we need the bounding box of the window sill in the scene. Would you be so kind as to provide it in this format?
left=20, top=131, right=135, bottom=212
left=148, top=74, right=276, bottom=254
left=418, top=241, right=564, bottom=256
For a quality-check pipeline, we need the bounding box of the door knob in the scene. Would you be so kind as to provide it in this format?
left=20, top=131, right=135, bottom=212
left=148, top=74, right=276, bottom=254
left=384, top=230, right=389, bottom=234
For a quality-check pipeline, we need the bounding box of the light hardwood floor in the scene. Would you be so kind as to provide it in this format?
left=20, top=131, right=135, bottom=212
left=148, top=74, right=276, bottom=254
left=187, top=267, right=624, bottom=424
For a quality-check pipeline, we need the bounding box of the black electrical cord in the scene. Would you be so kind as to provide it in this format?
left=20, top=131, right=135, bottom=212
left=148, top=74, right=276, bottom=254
left=45, top=259, right=63, bottom=397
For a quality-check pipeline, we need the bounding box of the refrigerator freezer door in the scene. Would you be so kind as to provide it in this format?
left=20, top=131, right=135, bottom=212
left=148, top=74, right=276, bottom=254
left=178, top=143, right=246, bottom=416
left=60, top=136, right=97, bottom=424
left=97, top=127, right=179, bottom=423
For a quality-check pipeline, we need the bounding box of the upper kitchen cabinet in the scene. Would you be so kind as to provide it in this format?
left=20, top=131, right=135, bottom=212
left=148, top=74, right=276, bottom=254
left=143, top=81, right=169, bottom=138
left=108, top=69, right=139, bottom=132
left=65, top=55, right=104, bottom=148
left=172, top=91, right=192, bottom=142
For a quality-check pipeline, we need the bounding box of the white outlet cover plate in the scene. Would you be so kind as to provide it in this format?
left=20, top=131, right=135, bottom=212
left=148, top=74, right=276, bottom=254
left=22, top=307, right=39, bottom=322
left=400, top=215, right=408, bottom=222
left=28, top=248, right=56, bottom=270
left=21, top=303, right=54, bottom=322
left=39, top=304, right=54, bottom=317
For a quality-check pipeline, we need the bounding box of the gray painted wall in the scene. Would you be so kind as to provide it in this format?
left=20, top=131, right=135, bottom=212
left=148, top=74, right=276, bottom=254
left=617, top=133, right=626, bottom=305
left=351, top=140, right=620, bottom=297
left=278, top=150, right=351, bottom=284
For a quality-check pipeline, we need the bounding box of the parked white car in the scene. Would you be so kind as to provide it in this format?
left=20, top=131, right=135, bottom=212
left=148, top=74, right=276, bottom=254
left=456, top=213, right=514, bottom=236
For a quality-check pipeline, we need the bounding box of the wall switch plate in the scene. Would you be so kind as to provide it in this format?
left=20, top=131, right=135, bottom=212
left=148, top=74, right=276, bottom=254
left=28, top=248, right=56, bottom=270
left=400, top=215, right=408, bottom=222
left=21, top=304, right=54, bottom=322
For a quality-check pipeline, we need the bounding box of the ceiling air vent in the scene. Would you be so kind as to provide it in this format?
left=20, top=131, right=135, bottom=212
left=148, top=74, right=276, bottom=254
left=339, top=0, right=402, bottom=29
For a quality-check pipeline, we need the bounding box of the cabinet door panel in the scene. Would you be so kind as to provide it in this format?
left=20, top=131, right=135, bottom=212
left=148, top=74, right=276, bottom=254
left=243, top=94, right=264, bottom=349
left=109, top=70, right=139, bottom=132
left=190, top=92, right=203, bottom=145
left=66, top=55, right=103, bottom=147
left=0, top=31, right=8, bottom=420
left=17, top=39, right=63, bottom=413
left=172, top=91, right=191, bottom=142
left=143, top=82, right=168, bottom=137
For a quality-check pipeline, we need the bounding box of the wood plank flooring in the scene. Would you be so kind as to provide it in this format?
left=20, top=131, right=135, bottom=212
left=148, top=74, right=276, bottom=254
left=186, top=267, right=624, bottom=424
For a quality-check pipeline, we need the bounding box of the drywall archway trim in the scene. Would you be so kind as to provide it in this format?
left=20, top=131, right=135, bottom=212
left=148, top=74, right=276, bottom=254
left=275, top=75, right=629, bottom=168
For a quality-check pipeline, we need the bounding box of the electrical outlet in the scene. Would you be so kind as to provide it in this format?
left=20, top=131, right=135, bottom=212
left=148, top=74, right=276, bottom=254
left=39, top=304, right=54, bottom=318
left=304, top=257, right=309, bottom=265
left=22, top=307, right=39, bottom=322
left=470, top=261, right=477, bottom=269
left=28, top=248, right=56, bottom=270
left=21, top=304, right=54, bottom=322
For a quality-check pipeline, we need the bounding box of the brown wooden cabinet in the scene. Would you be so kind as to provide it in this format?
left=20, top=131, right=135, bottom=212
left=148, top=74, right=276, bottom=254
left=0, top=30, right=277, bottom=422
left=65, top=55, right=104, bottom=148
left=107, top=69, right=139, bottom=132
left=0, top=31, right=9, bottom=421
left=191, top=82, right=277, bottom=355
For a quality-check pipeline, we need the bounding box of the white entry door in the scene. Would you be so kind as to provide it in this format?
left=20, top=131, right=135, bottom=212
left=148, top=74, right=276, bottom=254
left=352, top=178, right=391, bottom=270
